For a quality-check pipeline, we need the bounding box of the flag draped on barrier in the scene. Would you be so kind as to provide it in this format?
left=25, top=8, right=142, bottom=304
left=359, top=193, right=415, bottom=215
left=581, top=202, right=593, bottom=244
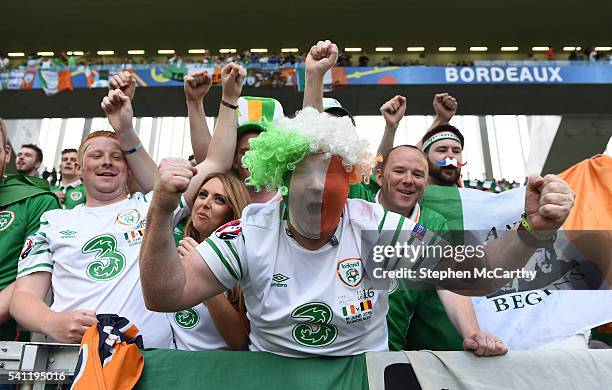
left=421, top=155, right=612, bottom=349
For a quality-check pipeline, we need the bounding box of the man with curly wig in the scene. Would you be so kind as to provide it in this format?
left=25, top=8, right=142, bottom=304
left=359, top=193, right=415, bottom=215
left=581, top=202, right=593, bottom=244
left=141, top=86, right=575, bottom=357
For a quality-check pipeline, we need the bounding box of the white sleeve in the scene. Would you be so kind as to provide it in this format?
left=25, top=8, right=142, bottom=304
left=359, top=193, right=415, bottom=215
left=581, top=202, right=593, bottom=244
left=17, top=214, right=53, bottom=277
left=195, top=221, right=247, bottom=289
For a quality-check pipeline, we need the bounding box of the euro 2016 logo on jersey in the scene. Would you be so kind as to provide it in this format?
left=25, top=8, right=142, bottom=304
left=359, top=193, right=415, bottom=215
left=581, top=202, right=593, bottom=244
left=20, top=238, right=34, bottom=260
left=215, top=220, right=241, bottom=240
left=0, top=211, right=15, bottom=231
left=337, top=258, right=364, bottom=288
left=175, top=308, right=199, bottom=329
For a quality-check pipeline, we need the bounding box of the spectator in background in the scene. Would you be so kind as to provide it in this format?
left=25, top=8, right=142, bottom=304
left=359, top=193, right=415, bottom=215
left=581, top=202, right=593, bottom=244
left=545, top=47, right=555, bottom=61
left=168, top=54, right=182, bottom=66
left=0, top=118, right=60, bottom=341
left=337, top=51, right=351, bottom=67
left=0, top=53, right=9, bottom=71
left=50, top=148, right=86, bottom=209
left=171, top=172, right=250, bottom=351
left=358, top=52, right=369, bottom=67
left=16, top=144, right=43, bottom=177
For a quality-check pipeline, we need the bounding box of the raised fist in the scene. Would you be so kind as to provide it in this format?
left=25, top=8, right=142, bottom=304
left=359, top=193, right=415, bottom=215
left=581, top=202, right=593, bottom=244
left=380, top=95, right=407, bottom=129
left=306, top=40, right=339, bottom=76
left=109, top=71, right=136, bottom=101
left=156, top=158, right=196, bottom=195
left=101, top=89, right=133, bottom=134
left=184, top=71, right=212, bottom=102
left=524, top=174, right=575, bottom=231
left=433, top=93, right=458, bottom=123
left=221, top=63, right=246, bottom=104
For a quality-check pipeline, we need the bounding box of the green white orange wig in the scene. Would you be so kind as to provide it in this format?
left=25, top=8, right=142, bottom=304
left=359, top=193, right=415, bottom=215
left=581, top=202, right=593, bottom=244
left=243, top=107, right=375, bottom=195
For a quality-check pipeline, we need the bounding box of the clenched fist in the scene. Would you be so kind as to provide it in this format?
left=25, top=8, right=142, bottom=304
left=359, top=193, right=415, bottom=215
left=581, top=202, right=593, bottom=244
left=524, top=174, right=575, bottom=231
left=101, top=89, right=133, bottom=134
left=109, top=71, right=136, bottom=101
left=221, top=63, right=246, bottom=105
left=306, top=40, right=338, bottom=76
left=154, top=158, right=197, bottom=212
left=433, top=93, right=458, bottom=123
left=380, top=95, right=407, bottom=129
left=184, top=71, right=212, bottom=102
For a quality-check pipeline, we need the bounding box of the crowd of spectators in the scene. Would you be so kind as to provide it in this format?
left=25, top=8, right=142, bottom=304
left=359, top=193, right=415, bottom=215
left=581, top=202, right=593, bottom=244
left=1, top=46, right=611, bottom=72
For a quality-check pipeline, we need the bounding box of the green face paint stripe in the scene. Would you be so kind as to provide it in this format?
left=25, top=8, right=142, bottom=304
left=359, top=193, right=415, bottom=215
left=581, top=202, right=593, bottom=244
left=205, top=239, right=239, bottom=280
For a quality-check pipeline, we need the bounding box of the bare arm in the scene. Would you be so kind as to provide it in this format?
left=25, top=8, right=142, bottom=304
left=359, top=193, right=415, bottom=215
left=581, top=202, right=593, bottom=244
left=177, top=238, right=248, bottom=349
left=183, top=63, right=246, bottom=208
left=104, top=71, right=157, bottom=192
left=302, top=40, right=338, bottom=111
left=140, top=159, right=226, bottom=312
left=437, top=289, right=509, bottom=356
left=10, top=272, right=97, bottom=343
left=0, top=283, right=15, bottom=324
left=376, top=95, right=407, bottom=160
left=436, top=289, right=479, bottom=338
left=205, top=294, right=249, bottom=350
left=185, top=71, right=213, bottom=163
left=429, top=174, right=575, bottom=294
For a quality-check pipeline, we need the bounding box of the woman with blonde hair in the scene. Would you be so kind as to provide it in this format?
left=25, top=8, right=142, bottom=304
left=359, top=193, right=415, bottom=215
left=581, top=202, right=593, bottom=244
left=171, top=172, right=250, bottom=350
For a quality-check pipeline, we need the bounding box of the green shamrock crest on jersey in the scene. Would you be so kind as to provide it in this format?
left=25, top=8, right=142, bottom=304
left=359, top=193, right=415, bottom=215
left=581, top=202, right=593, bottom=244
left=175, top=308, right=200, bottom=329
left=0, top=211, right=15, bottom=231
left=82, top=234, right=126, bottom=281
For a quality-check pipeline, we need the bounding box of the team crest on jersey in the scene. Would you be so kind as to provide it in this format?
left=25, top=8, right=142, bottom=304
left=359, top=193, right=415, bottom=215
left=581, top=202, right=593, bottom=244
left=174, top=308, right=199, bottom=329
left=20, top=238, right=34, bottom=260
left=215, top=220, right=241, bottom=240
left=70, top=191, right=83, bottom=201
left=411, top=223, right=427, bottom=241
left=337, top=258, right=363, bottom=288
left=116, top=209, right=141, bottom=226
left=0, top=211, right=15, bottom=231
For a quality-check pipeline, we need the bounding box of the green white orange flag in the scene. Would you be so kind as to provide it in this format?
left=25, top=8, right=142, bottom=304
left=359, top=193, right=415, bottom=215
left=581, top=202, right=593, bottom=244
left=420, top=155, right=612, bottom=349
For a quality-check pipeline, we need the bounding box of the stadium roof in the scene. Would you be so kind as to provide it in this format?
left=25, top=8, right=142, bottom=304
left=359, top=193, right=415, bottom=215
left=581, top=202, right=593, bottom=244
left=1, top=0, right=609, bottom=55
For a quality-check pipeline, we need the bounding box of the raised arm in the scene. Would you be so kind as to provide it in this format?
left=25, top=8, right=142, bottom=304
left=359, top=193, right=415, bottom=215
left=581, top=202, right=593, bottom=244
left=436, top=289, right=508, bottom=356
left=183, top=63, right=246, bottom=208
left=103, top=71, right=157, bottom=192
left=431, top=174, right=575, bottom=294
left=140, top=159, right=226, bottom=312
left=185, top=71, right=213, bottom=163
left=377, top=95, right=407, bottom=160
left=302, top=40, right=338, bottom=111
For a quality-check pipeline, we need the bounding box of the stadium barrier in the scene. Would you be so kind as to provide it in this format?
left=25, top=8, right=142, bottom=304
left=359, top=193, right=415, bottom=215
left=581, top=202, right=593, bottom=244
left=1, top=341, right=612, bottom=389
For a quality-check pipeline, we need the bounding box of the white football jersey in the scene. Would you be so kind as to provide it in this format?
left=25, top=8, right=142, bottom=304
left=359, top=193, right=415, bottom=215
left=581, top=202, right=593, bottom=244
left=170, top=298, right=231, bottom=351
left=18, top=192, right=189, bottom=349
left=196, top=199, right=435, bottom=357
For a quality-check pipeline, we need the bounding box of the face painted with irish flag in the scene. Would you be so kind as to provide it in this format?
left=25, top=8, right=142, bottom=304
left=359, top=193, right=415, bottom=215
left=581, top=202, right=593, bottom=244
left=286, top=153, right=349, bottom=239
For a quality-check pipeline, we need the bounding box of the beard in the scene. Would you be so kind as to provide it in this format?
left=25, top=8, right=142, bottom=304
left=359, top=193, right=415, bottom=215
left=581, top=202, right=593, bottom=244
left=428, top=160, right=461, bottom=186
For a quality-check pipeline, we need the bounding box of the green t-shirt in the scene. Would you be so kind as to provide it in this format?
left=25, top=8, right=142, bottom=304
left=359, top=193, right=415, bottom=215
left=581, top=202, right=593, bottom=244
left=348, top=177, right=464, bottom=351
left=50, top=181, right=87, bottom=209
left=0, top=174, right=60, bottom=340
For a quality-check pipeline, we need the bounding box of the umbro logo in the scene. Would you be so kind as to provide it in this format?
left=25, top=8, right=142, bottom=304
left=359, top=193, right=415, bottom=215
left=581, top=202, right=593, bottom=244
left=59, top=230, right=77, bottom=239
left=271, top=273, right=289, bottom=288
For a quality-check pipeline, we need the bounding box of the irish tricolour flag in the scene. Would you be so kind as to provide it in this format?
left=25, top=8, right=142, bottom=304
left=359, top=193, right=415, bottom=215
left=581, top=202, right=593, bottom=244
left=420, top=155, right=612, bottom=349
